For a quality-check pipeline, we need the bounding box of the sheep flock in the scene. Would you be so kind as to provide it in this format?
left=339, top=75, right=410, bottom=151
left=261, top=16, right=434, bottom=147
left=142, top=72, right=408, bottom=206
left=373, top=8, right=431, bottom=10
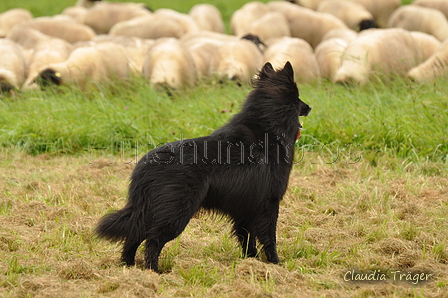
left=1, top=0, right=448, bottom=93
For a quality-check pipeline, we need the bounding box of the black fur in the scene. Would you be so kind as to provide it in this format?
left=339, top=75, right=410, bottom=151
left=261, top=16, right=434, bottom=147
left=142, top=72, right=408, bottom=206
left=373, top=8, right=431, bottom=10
left=359, top=19, right=377, bottom=31
left=95, top=62, right=311, bottom=272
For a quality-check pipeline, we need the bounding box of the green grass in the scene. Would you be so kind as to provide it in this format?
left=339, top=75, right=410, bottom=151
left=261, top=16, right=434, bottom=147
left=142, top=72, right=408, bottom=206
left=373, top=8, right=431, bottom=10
left=1, top=76, right=447, bottom=163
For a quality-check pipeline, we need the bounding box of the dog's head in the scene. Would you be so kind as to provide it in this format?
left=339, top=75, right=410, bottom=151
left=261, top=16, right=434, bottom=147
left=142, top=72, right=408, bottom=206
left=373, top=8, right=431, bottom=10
left=253, top=61, right=311, bottom=117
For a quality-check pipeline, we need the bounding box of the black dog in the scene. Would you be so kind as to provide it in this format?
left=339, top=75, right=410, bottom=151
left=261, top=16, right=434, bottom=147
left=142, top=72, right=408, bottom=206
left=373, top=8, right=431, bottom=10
left=95, top=61, right=311, bottom=272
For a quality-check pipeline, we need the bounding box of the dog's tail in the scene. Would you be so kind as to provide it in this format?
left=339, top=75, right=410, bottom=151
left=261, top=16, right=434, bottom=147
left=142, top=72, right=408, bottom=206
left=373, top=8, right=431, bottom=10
left=95, top=205, right=146, bottom=243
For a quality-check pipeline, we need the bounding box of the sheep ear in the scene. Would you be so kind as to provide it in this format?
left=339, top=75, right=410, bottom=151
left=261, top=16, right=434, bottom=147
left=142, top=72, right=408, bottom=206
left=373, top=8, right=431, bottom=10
left=282, top=61, right=294, bottom=79
left=258, top=62, right=275, bottom=80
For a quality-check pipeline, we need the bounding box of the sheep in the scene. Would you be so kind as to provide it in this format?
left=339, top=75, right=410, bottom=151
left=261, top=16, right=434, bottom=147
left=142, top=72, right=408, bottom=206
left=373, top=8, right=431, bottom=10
left=82, top=2, right=151, bottom=34
left=0, top=39, right=26, bottom=92
left=334, top=28, right=441, bottom=85
left=0, top=8, right=33, bottom=37
left=388, top=5, right=448, bottom=42
left=350, top=0, right=401, bottom=28
left=189, top=4, right=225, bottom=33
left=142, top=38, right=197, bottom=88
left=315, top=38, right=348, bottom=81
left=414, top=0, right=448, bottom=19
left=264, top=37, right=320, bottom=83
left=316, top=0, right=376, bottom=31
left=76, top=0, right=102, bottom=8
left=37, top=42, right=130, bottom=89
left=230, top=1, right=270, bottom=36
left=15, top=15, right=96, bottom=43
left=110, top=9, right=199, bottom=39
left=243, top=12, right=291, bottom=42
left=209, top=38, right=263, bottom=83
left=22, top=38, right=74, bottom=90
left=268, top=1, right=348, bottom=48
left=6, top=25, right=52, bottom=49
left=291, top=0, right=400, bottom=28
left=407, top=39, right=448, bottom=82
left=61, top=6, right=88, bottom=23
left=321, top=28, right=358, bottom=43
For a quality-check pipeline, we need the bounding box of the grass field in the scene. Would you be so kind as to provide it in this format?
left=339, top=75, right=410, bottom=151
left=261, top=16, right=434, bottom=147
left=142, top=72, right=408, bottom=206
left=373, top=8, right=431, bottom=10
left=1, top=0, right=447, bottom=297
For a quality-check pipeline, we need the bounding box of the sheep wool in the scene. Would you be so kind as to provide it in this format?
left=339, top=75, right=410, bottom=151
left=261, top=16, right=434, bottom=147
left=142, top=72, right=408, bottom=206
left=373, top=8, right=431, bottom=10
left=388, top=5, right=448, bottom=42
left=189, top=4, right=225, bottom=33
left=82, top=2, right=151, bottom=34
left=244, top=12, right=291, bottom=42
left=0, top=8, right=33, bottom=37
left=350, top=0, right=401, bottom=28
left=268, top=1, right=347, bottom=48
left=317, top=0, right=376, bottom=31
left=230, top=2, right=270, bottom=36
left=142, top=38, right=197, bottom=88
left=0, top=39, right=26, bottom=91
left=334, top=28, right=440, bottom=85
left=414, top=0, right=448, bottom=19
left=407, top=39, right=448, bottom=82
left=315, top=38, right=348, bottom=81
left=264, top=36, right=320, bottom=83
left=209, top=39, right=264, bottom=83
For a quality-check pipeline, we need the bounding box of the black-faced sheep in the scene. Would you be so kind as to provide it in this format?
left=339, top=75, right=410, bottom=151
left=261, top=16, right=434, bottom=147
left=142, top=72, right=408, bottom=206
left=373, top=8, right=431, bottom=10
left=142, top=38, right=197, bottom=88
left=350, top=0, right=401, bottom=28
left=264, top=36, right=320, bottom=82
left=37, top=42, right=130, bottom=88
left=388, top=5, right=448, bottom=42
left=23, top=37, right=73, bottom=90
left=317, top=0, right=376, bottom=31
left=189, top=4, right=225, bottom=33
left=334, top=28, right=441, bottom=85
left=268, top=1, right=347, bottom=48
left=0, top=8, right=33, bottom=37
left=407, top=39, right=448, bottom=82
left=0, top=39, right=26, bottom=92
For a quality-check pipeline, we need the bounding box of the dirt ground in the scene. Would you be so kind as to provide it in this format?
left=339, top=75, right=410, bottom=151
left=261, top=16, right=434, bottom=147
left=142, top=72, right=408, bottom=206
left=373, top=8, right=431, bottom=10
left=0, top=150, right=447, bottom=297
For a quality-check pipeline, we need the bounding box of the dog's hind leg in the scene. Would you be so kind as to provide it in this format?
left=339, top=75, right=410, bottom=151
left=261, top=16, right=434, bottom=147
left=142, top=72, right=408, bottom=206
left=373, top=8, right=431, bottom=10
left=234, top=223, right=257, bottom=258
left=254, top=201, right=281, bottom=264
left=121, top=238, right=144, bottom=266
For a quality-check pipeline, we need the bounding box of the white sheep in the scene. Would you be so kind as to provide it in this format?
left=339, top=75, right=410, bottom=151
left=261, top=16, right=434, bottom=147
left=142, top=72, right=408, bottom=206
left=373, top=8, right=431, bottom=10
left=0, top=8, right=33, bottom=37
left=6, top=25, right=51, bottom=49
left=61, top=6, right=88, bottom=23
left=142, top=38, right=197, bottom=88
left=110, top=9, right=199, bottom=39
left=0, top=39, right=26, bottom=92
left=230, top=1, right=270, bottom=36
left=82, top=2, right=151, bottom=34
left=414, top=0, right=448, bottom=19
left=243, top=12, right=291, bottom=42
left=16, top=15, right=96, bottom=43
left=189, top=4, right=225, bottom=33
left=315, top=38, right=348, bottom=81
left=90, top=35, right=155, bottom=74
left=22, top=37, right=74, bottom=90
left=37, top=42, right=130, bottom=89
left=407, top=39, right=448, bottom=82
left=350, top=0, right=401, bottom=28
left=76, top=0, right=102, bottom=8
left=290, top=0, right=400, bottom=28
left=268, top=1, right=347, bottom=48
left=388, top=5, right=448, bottom=42
left=321, top=28, right=358, bottom=43
left=334, top=28, right=441, bottom=85
left=264, top=36, right=320, bottom=83
left=209, top=39, right=263, bottom=82
left=317, top=0, right=376, bottom=31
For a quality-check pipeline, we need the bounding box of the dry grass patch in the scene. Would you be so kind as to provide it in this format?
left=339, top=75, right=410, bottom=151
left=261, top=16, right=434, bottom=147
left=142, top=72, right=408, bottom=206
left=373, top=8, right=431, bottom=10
left=0, top=150, right=447, bottom=297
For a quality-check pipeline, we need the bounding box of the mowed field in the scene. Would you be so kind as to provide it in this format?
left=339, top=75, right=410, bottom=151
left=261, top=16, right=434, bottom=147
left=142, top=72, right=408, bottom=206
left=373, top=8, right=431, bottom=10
left=1, top=0, right=448, bottom=297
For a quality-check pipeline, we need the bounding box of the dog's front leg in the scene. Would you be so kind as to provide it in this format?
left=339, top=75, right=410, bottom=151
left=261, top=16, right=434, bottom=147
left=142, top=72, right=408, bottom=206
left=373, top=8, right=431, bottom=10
left=254, top=200, right=280, bottom=264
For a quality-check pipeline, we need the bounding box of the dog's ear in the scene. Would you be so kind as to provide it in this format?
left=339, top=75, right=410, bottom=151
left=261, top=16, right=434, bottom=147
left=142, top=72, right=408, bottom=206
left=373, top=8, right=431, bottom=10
left=258, top=62, right=275, bottom=80
left=282, top=61, right=294, bottom=79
